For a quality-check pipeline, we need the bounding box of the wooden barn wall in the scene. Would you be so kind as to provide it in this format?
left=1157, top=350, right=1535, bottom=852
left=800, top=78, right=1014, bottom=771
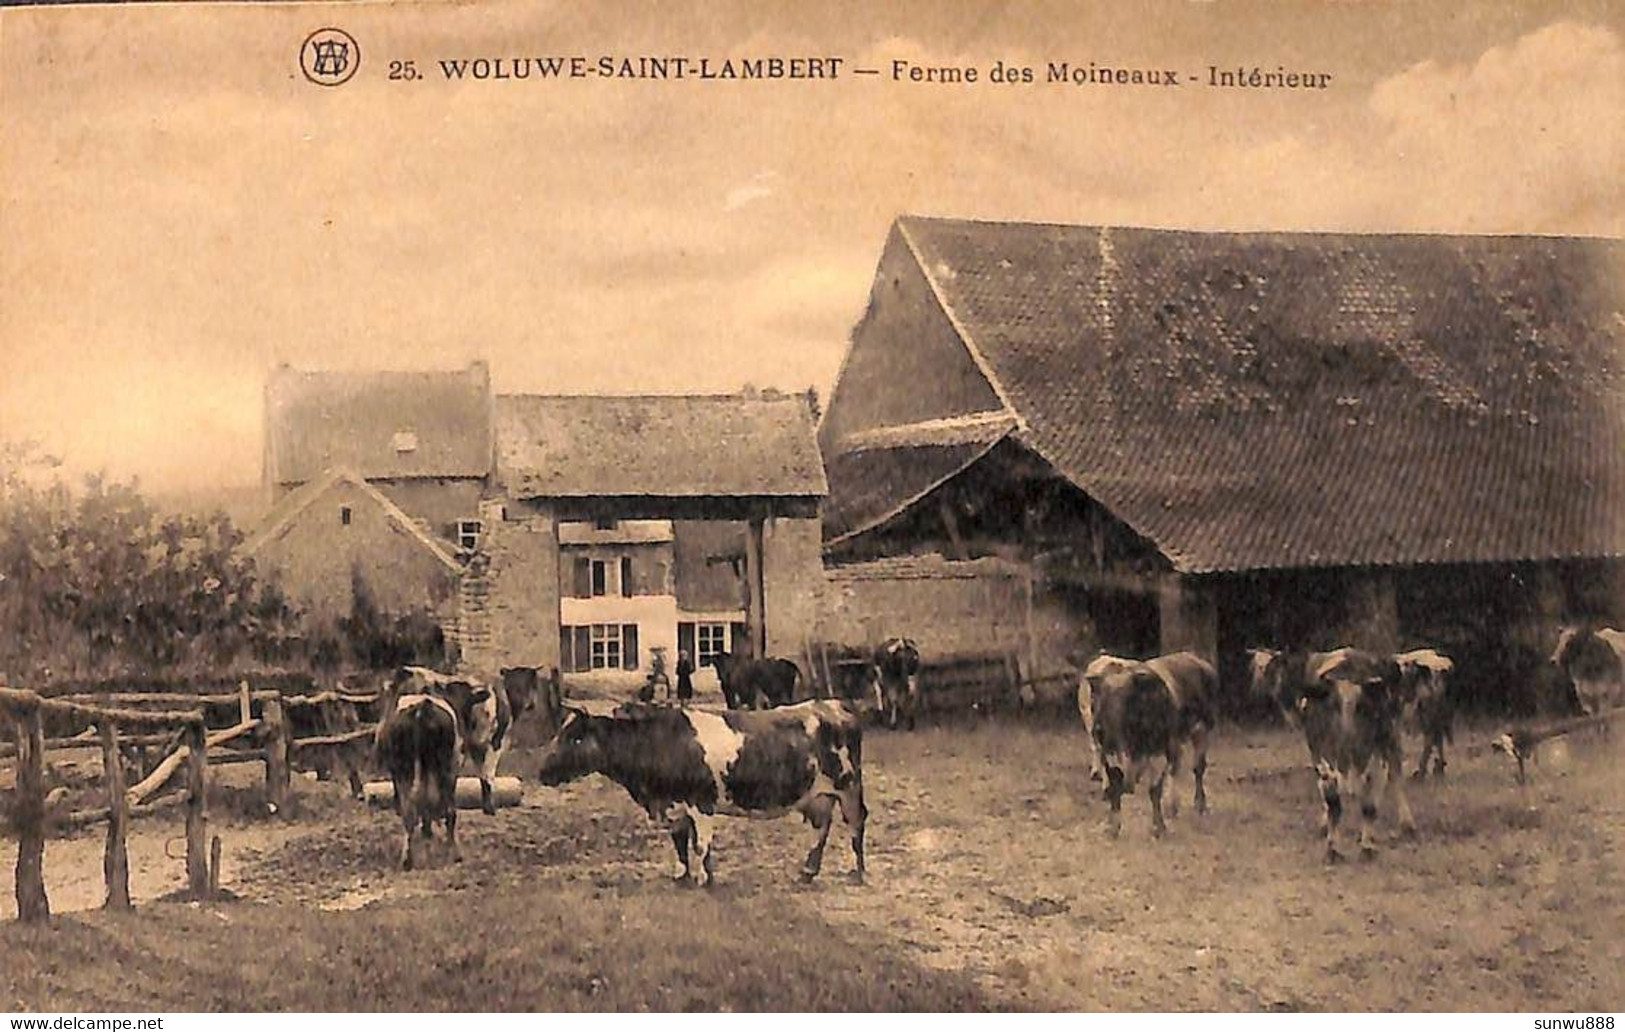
left=819, top=566, right=1028, bottom=659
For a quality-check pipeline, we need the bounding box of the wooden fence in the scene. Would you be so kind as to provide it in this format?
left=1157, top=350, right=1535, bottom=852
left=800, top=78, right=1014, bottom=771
left=1, top=682, right=386, bottom=923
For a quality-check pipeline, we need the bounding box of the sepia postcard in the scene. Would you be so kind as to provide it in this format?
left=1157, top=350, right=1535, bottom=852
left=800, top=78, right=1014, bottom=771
left=1, top=0, right=1622, bottom=1018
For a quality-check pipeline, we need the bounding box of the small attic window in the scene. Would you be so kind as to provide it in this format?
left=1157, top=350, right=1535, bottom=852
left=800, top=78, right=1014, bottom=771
left=340, top=506, right=352, bottom=526
left=392, top=430, right=419, bottom=454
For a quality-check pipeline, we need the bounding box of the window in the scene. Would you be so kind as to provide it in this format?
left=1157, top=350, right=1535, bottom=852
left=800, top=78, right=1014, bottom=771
left=697, top=622, right=728, bottom=664
left=457, top=520, right=482, bottom=550
left=339, top=506, right=352, bottom=526
left=590, top=559, right=608, bottom=597
left=561, top=624, right=640, bottom=672
left=590, top=624, right=621, bottom=670
left=594, top=518, right=616, bottom=531
left=391, top=430, right=419, bottom=453
left=620, top=556, right=633, bottom=597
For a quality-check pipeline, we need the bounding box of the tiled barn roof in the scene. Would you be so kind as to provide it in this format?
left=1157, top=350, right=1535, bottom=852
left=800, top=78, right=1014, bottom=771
left=841, top=217, right=1625, bottom=573
left=496, top=394, right=827, bottom=499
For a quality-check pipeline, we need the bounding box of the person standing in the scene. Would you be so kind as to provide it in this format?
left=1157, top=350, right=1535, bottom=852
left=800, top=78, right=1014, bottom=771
left=676, top=650, right=695, bottom=704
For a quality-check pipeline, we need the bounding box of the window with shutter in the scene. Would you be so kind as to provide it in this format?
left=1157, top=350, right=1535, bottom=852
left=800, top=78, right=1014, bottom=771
left=620, top=556, right=633, bottom=597
left=559, top=626, right=574, bottom=672
left=677, top=622, right=696, bottom=664
left=591, top=559, right=607, bottom=597
left=572, top=557, right=592, bottom=598
left=573, top=626, right=592, bottom=672
left=622, top=624, right=639, bottom=670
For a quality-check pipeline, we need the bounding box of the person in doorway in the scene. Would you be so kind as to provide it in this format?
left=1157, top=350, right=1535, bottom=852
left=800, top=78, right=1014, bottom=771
left=676, top=650, right=695, bottom=704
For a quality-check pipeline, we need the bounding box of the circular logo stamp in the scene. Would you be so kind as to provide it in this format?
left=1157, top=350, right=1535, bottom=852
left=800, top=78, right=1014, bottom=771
left=300, top=28, right=360, bottom=87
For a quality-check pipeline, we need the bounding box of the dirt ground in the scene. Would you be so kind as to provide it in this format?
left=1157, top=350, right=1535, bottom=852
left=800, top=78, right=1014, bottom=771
left=4, top=715, right=1623, bottom=1011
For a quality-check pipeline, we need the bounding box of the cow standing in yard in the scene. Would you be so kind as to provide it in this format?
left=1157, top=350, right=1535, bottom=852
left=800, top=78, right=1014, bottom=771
left=393, top=666, right=511, bottom=815
left=1392, top=649, right=1455, bottom=780
left=705, top=652, right=802, bottom=710
left=535, top=700, right=867, bottom=887
left=1087, top=661, right=1183, bottom=839
left=1080, top=651, right=1215, bottom=815
left=1295, top=659, right=1416, bottom=863
left=374, top=685, right=474, bottom=870
left=1550, top=625, right=1625, bottom=718
left=873, top=637, right=922, bottom=731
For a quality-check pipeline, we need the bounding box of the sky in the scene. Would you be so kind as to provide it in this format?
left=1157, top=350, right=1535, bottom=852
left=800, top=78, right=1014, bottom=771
left=1, top=0, right=1622, bottom=494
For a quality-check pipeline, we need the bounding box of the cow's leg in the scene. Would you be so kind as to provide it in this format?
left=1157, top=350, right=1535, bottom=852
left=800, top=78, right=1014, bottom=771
left=666, top=809, right=694, bottom=882
left=397, top=781, right=418, bottom=871
left=799, top=795, right=837, bottom=883
left=477, top=745, right=501, bottom=816
left=1079, top=678, right=1103, bottom=782
left=687, top=810, right=717, bottom=887
left=1357, top=761, right=1384, bottom=860
left=906, top=675, right=920, bottom=731
left=1388, top=749, right=1417, bottom=840
left=838, top=785, right=867, bottom=884
left=440, top=766, right=462, bottom=863
left=1148, top=755, right=1171, bottom=839
left=1411, top=731, right=1433, bottom=783
left=1104, top=765, right=1126, bottom=840
left=1317, top=761, right=1343, bottom=863
left=1163, top=744, right=1184, bottom=818
left=1190, top=725, right=1210, bottom=816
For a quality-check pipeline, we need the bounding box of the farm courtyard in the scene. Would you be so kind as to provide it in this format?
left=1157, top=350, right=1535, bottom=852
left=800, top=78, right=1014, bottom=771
left=3, top=718, right=1623, bottom=1012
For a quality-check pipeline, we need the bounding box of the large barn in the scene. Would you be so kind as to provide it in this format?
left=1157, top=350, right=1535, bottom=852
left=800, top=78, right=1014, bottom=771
left=820, top=216, right=1625, bottom=710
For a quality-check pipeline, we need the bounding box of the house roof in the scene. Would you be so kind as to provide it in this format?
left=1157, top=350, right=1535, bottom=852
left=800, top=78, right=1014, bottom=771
left=243, top=467, right=463, bottom=572
left=495, top=394, right=828, bottom=499
left=265, top=364, right=493, bottom=485
left=834, top=216, right=1625, bottom=573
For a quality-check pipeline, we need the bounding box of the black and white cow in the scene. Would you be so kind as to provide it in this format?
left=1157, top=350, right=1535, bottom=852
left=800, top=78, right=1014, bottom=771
left=1550, top=625, right=1625, bottom=717
left=872, top=637, right=922, bottom=731
left=1392, top=648, right=1455, bottom=780
left=1087, top=661, right=1183, bottom=839
left=393, top=666, right=509, bottom=815
left=705, top=653, right=802, bottom=710
left=536, top=700, right=867, bottom=886
left=1250, top=646, right=1418, bottom=854
left=373, top=687, right=467, bottom=870
left=499, top=665, right=566, bottom=741
left=1081, top=651, right=1216, bottom=816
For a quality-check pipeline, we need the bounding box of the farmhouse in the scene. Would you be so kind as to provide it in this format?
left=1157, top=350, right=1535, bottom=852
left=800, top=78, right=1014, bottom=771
left=820, top=216, right=1625, bottom=708
left=248, top=363, right=826, bottom=680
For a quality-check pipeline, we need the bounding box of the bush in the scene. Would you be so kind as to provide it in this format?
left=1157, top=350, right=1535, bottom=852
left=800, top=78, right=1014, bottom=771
left=0, top=441, right=301, bottom=683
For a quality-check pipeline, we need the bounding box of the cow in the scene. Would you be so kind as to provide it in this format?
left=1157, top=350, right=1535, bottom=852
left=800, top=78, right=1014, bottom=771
left=1550, top=625, right=1625, bottom=718
left=1087, top=662, right=1183, bottom=839
left=535, top=699, right=867, bottom=887
left=705, top=652, right=801, bottom=710
left=1295, top=659, right=1416, bottom=863
left=1392, top=648, right=1455, bottom=780
left=373, top=688, right=466, bottom=871
left=498, top=665, right=566, bottom=741
left=872, top=638, right=922, bottom=730
left=1249, top=646, right=1417, bottom=838
left=1078, top=654, right=1141, bottom=782
left=393, top=666, right=508, bottom=815
left=1081, top=651, right=1215, bottom=815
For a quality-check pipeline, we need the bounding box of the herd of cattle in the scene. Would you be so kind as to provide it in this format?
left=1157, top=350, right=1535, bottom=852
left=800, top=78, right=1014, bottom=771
left=363, top=626, right=1622, bottom=879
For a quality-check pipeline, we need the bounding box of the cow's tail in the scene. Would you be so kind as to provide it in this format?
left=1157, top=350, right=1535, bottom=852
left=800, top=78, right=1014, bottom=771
left=407, top=702, right=442, bottom=811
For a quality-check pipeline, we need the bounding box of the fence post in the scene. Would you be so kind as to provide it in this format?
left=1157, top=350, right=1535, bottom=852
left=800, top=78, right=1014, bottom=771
left=14, top=703, right=50, bottom=923
left=261, top=697, right=289, bottom=814
left=98, top=721, right=131, bottom=911
left=184, top=719, right=210, bottom=899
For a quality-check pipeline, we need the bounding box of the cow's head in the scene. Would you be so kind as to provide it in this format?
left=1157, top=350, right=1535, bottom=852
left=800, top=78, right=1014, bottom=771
left=535, top=706, right=604, bottom=786
left=1246, top=648, right=1282, bottom=700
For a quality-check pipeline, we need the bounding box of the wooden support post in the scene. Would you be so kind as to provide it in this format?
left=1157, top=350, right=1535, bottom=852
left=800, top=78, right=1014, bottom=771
left=258, top=696, right=289, bottom=813
left=98, top=721, right=131, bottom=911
left=209, top=835, right=222, bottom=899
left=238, top=680, right=252, bottom=726
left=184, top=720, right=210, bottom=900
left=745, top=516, right=766, bottom=659
left=14, top=707, right=50, bottom=923
left=1023, top=565, right=1039, bottom=708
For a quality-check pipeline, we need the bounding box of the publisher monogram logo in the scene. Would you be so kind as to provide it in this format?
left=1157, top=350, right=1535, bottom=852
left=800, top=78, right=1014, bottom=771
left=300, top=28, right=360, bottom=87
